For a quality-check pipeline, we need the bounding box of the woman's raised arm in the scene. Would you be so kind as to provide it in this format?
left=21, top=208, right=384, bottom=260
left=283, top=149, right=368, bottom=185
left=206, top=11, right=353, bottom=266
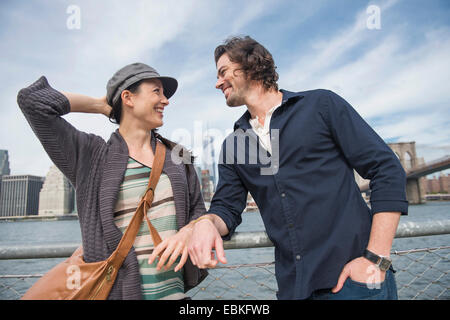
left=17, top=76, right=106, bottom=188
left=61, top=91, right=111, bottom=117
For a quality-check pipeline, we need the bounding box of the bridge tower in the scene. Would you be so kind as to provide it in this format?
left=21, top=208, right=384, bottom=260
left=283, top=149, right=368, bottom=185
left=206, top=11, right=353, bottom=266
left=388, top=142, right=425, bottom=204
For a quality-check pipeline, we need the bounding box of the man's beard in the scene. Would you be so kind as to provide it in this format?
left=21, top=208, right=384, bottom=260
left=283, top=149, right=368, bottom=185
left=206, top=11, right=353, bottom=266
left=225, top=85, right=247, bottom=107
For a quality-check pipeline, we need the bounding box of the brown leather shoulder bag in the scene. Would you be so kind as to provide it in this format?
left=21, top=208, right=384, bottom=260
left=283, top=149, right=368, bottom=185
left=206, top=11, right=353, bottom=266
left=22, top=142, right=166, bottom=300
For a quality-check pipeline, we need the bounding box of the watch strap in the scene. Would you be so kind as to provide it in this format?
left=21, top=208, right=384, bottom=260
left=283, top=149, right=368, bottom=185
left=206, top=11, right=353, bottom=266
left=363, top=249, right=391, bottom=271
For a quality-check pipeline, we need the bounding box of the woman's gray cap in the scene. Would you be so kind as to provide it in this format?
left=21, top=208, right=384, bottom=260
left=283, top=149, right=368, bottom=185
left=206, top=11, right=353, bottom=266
left=106, top=63, right=178, bottom=107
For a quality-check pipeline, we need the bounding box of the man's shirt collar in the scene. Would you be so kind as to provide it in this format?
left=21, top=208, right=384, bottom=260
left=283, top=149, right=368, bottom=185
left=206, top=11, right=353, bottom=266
left=233, top=89, right=304, bottom=131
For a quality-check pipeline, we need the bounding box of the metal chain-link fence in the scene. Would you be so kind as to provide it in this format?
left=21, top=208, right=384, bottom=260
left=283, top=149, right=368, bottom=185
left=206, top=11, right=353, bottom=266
left=186, top=246, right=449, bottom=300
left=1, top=245, right=448, bottom=300
left=392, top=246, right=449, bottom=300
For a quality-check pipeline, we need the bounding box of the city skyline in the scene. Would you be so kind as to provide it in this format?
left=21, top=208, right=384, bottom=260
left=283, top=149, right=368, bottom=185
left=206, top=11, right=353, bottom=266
left=0, top=146, right=448, bottom=217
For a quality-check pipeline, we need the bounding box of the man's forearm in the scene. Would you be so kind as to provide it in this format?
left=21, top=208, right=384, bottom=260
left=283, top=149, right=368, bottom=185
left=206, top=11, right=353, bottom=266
left=366, top=211, right=401, bottom=257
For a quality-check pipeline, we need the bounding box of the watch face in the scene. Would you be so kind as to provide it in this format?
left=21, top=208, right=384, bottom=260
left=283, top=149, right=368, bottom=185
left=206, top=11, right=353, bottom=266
left=379, top=258, right=391, bottom=271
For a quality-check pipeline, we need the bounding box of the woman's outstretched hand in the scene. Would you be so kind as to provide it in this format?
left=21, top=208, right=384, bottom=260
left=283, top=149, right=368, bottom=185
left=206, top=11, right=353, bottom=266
left=148, top=223, right=193, bottom=272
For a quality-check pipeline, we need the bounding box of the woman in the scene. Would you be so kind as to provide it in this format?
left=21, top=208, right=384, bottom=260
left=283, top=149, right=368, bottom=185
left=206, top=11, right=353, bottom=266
left=17, top=63, right=207, bottom=299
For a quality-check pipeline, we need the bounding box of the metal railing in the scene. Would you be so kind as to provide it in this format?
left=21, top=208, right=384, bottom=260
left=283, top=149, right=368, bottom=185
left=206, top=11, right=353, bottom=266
left=1, top=219, right=449, bottom=300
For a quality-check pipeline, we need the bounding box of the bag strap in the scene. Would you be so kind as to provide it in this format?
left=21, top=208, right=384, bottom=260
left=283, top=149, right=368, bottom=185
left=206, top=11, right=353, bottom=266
left=142, top=147, right=164, bottom=247
left=110, top=142, right=166, bottom=264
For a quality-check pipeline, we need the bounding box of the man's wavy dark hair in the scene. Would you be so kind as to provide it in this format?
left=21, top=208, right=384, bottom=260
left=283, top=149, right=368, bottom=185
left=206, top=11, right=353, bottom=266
left=214, top=36, right=279, bottom=91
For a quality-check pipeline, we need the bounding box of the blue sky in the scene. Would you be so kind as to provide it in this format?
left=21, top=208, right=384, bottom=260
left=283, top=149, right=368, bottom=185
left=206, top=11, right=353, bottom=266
left=1, top=0, right=449, bottom=177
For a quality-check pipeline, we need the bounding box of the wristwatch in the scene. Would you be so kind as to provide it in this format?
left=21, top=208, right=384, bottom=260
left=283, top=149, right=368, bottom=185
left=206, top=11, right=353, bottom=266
left=363, top=249, right=392, bottom=271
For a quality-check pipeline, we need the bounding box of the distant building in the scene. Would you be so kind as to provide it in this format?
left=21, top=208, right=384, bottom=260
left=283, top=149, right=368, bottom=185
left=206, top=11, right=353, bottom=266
left=203, top=135, right=217, bottom=190
left=0, top=150, right=10, bottom=176
left=201, top=169, right=214, bottom=202
left=245, top=193, right=258, bottom=212
left=0, top=150, right=11, bottom=197
left=39, top=165, right=75, bottom=215
left=0, top=175, right=44, bottom=217
left=425, top=173, right=450, bottom=194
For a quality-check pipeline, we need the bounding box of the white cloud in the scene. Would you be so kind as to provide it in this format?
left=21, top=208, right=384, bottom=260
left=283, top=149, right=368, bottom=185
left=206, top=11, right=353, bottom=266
left=229, top=0, right=274, bottom=34
left=301, top=28, right=450, bottom=119
left=78, top=1, right=199, bottom=62
left=282, top=0, right=399, bottom=90
left=375, top=113, right=448, bottom=145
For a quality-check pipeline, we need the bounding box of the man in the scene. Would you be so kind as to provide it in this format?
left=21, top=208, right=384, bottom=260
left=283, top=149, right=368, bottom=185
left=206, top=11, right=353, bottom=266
left=188, top=36, right=408, bottom=300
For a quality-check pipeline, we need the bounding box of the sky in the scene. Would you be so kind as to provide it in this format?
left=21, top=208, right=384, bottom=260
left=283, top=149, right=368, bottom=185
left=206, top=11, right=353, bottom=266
left=0, top=0, right=449, bottom=178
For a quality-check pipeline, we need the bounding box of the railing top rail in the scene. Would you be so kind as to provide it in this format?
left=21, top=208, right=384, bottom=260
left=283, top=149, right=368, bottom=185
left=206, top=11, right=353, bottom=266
left=1, top=219, right=450, bottom=260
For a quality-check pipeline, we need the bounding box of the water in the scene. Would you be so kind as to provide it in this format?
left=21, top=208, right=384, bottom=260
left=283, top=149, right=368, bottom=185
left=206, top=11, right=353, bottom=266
left=0, top=201, right=449, bottom=299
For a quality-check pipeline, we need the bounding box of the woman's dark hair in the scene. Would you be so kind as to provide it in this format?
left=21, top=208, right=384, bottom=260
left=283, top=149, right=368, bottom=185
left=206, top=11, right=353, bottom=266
left=214, top=35, right=279, bottom=91
left=108, top=80, right=143, bottom=125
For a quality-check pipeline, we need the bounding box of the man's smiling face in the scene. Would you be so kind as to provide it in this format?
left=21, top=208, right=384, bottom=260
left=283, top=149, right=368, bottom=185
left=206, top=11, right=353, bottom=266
left=215, top=53, right=249, bottom=107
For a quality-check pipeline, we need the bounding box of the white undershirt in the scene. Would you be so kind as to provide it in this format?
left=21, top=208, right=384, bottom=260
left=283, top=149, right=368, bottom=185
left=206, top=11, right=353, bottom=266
left=248, top=103, right=281, bottom=155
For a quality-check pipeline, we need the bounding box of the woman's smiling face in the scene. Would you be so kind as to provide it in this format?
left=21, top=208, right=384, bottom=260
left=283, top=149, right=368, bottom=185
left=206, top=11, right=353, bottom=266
left=123, top=78, right=169, bottom=130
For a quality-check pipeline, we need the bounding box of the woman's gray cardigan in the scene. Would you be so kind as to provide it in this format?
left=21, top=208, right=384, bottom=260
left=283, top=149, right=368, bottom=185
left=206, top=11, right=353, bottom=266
left=17, top=76, right=208, bottom=299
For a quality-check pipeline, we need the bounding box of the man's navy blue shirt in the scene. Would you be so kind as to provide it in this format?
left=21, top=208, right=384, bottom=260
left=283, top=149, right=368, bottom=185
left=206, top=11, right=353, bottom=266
left=208, top=89, right=408, bottom=299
